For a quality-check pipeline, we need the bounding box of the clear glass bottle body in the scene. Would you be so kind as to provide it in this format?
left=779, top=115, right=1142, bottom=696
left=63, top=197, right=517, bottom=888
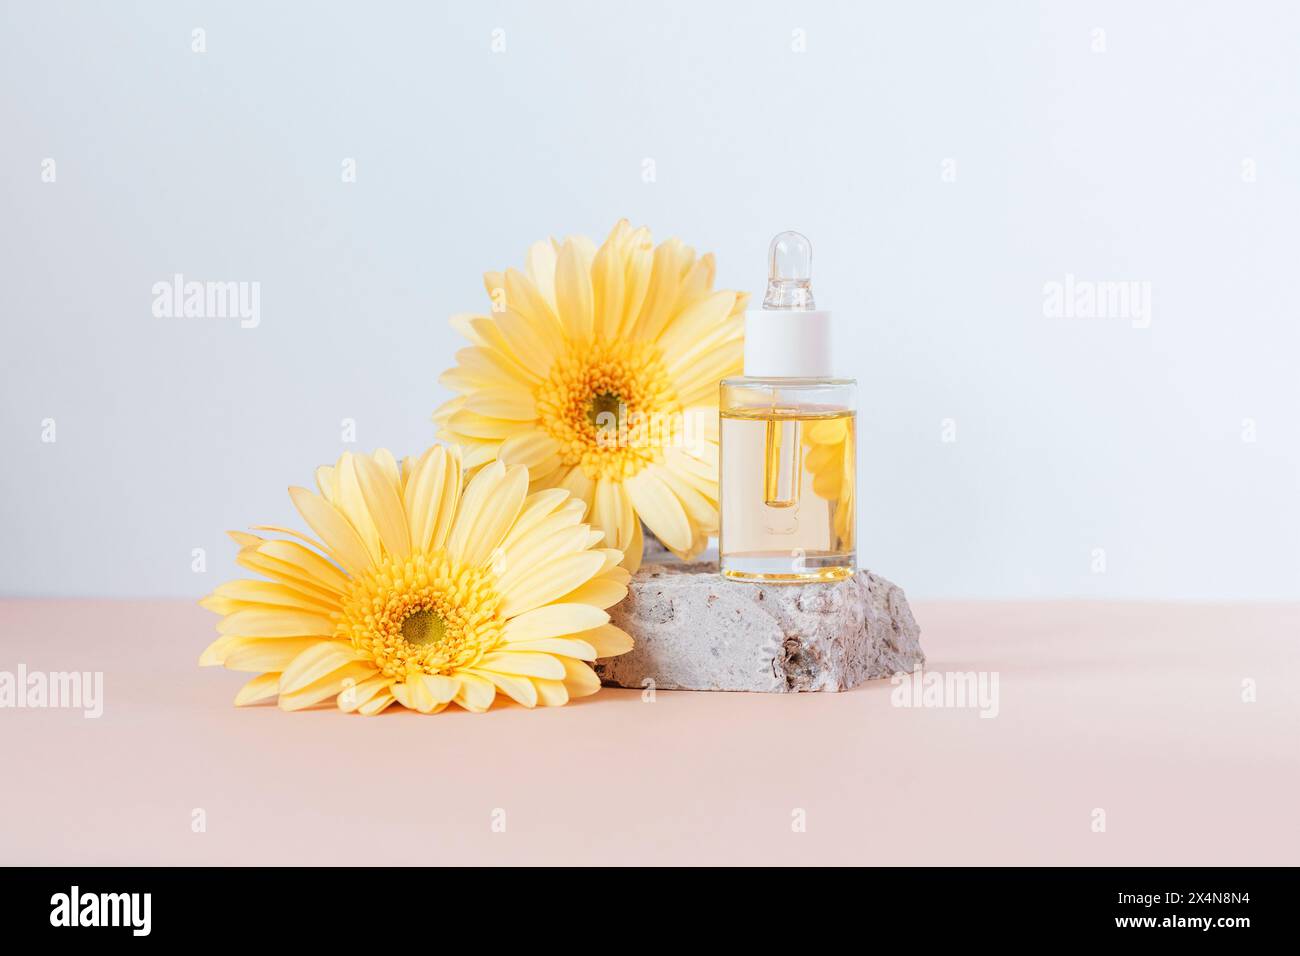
left=719, top=377, right=857, bottom=582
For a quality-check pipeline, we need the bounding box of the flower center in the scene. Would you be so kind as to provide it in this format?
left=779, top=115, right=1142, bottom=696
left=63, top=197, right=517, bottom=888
left=400, top=609, right=447, bottom=647
left=586, top=391, right=623, bottom=430
left=336, top=550, right=504, bottom=680
left=536, top=339, right=681, bottom=480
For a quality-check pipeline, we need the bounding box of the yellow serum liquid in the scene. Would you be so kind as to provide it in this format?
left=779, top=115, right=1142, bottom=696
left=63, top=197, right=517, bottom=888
left=719, top=405, right=856, bottom=582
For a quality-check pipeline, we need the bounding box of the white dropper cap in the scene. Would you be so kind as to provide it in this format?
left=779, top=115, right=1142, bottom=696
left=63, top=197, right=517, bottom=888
left=743, top=231, right=833, bottom=378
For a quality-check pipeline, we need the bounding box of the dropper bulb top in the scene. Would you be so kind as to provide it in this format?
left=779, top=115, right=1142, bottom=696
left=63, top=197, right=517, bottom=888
left=769, top=231, right=812, bottom=281
left=762, top=231, right=815, bottom=310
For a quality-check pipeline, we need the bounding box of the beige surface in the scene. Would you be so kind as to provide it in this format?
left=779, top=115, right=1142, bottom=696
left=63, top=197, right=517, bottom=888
left=1, top=599, right=1296, bottom=865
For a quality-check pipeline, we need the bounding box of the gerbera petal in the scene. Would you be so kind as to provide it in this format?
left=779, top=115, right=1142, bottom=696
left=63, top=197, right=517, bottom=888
left=629, top=237, right=684, bottom=340
left=431, top=446, right=463, bottom=550
left=464, top=319, right=544, bottom=384
left=403, top=445, right=447, bottom=552
left=595, top=552, right=631, bottom=576
left=355, top=453, right=412, bottom=560
left=212, top=579, right=335, bottom=613
left=223, top=637, right=325, bottom=673
left=454, top=438, right=503, bottom=469
left=279, top=661, right=378, bottom=712
left=448, top=345, right=529, bottom=391
left=495, top=524, right=595, bottom=595
left=674, top=341, right=745, bottom=405
left=337, top=675, right=392, bottom=713
left=664, top=445, right=720, bottom=498
left=657, top=290, right=736, bottom=358
left=593, top=477, right=636, bottom=553
left=199, top=594, right=238, bottom=616
left=533, top=678, right=570, bottom=707
left=677, top=251, right=717, bottom=307
left=501, top=603, right=609, bottom=642
left=233, top=672, right=280, bottom=707
left=357, top=691, right=395, bottom=716
left=554, top=573, right=629, bottom=609
left=501, top=497, right=585, bottom=553
left=503, top=267, right=561, bottom=335
left=199, top=634, right=239, bottom=666
left=227, top=530, right=263, bottom=549
left=572, top=623, right=635, bottom=658
left=373, top=448, right=402, bottom=491
left=622, top=518, right=644, bottom=573
left=671, top=327, right=744, bottom=393
left=555, top=237, right=595, bottom=340
left=442, top=367, right=490, bottom=395
left=389, top=681, right=414, bottom=710
left=560, top=657, right=602, bottom=698
left=624, top=469, right=693, bottom=552
left=393, top=678, right=442, bottom=713
left=461, top=464, right=529, bottom=568
left=525, top=239, right=559, bottom=313
left=419, top=674, right=460, bottom=704
left=494, top=309, right=559, bottom=372
left=255, top=539, right=350, bottom=595
left=463, top=388, right=538, bottom=421
left=247, top=524, right=336, bottom=563
left=470, top=669, right=538, bottom=708
left=498, top=550, right=606, bottom=618
left=314, top=465, right=337, bottom=500
left=332, top=453, right=383, bottom=563
left=498, top=432, right=561, bottom=470
left=619, top=227, right=655, bottom=332
left=806, top=417, right=848, bottom=444
left=447, top=409, right=525, bottom=441
left=478, top=651, right=567, bottom=680
left=498, top=488, right=571, bottom=549
left=216, top=607, right=336, bottom=639
left=591, top=230, right=626, bottom=339
left=454, top=673, right=497, bottom=713
left=449, top=312, right=489, bottom=347
left=502, top=637, right=598, bottom=660
left=280, top=642, right=368, bottom=694
left=432, top=395, right=464, bottom=428
left=288, top=487, right=373, bottom=577
left=556, top=467, right=594, bottom=517
left=447, top=460, right=505, bottom=563
left=649, top=463, right=717, bottom=537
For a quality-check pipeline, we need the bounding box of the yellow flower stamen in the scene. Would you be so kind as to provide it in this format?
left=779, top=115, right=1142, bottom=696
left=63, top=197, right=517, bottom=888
left=535, top=339, right=680, bottom=481
left=399, top=609, right=447, bottom=647
left=335, top=550, right=504, bottom=680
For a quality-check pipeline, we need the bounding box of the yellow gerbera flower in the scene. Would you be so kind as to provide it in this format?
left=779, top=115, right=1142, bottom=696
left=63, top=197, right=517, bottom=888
left=199, top=445, right=633, bottom=715
left=434, top=219, right=748, bottom=568
left=802, top=416, right=856, bottom=548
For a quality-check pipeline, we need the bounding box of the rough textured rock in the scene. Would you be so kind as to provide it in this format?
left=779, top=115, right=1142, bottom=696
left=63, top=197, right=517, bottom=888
left=596, top=562, right=925, bottom=692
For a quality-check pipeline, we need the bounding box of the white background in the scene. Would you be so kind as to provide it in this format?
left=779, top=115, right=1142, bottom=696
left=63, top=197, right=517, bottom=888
left=2, top=0, right=1297, bottom=600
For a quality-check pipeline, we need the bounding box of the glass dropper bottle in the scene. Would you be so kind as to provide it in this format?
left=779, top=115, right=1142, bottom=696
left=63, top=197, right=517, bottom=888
left=718, top=232, right=857, bottom=582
